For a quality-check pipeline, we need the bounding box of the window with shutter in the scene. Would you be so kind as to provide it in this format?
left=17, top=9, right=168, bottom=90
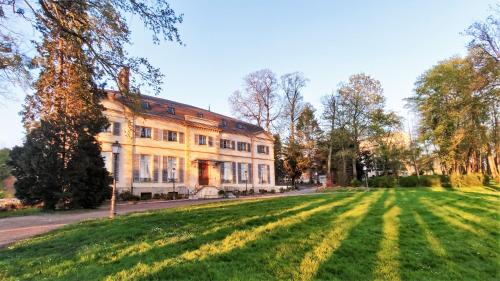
left=232, top=162, right=236, bottom=184
left=153, top=156, right=160, bottom=182
left=162, top=156, right=168, bottom=182
left=133, top=154, right=140, bottom=182
left=178, top=157, right=185, bottom=183
left=248, top=163, right=252, bottom=184
left=179, top=132, right=185, bottom=144
left=220, top=162, right=224, bottom=184
left=237, top=163, right=242, bottom=184
left=267, top=165, right=270, bottom=184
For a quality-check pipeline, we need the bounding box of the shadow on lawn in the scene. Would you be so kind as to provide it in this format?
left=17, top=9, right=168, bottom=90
left=105, top=193, right=369, bottom=281
left=398, top=190, right=498, bottom=281
left=148, top=191, right=379, bottom=281
left=0, top=193, right=354, bottom=281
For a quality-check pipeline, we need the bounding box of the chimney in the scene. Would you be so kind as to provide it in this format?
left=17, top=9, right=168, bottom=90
left=117, top=67, right=130, bottom=93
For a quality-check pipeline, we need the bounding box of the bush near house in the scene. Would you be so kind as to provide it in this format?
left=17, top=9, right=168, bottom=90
left=397, top=173, right=488, bottom=188
left=368, top=176, right=395, bottom=188
left=349, top=178, right=362, bottom=187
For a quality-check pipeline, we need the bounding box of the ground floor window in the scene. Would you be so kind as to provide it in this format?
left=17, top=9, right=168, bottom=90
left=238, top=163, right=252, bottom=184
left=133, top=154, right=152, bottom=182
left=258, top=164, right=270, bottom=184
left=220, top=162, right=236, bottom=184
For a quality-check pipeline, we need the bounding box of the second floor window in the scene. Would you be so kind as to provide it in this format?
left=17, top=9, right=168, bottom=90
left=220, top=139, right=233, bottom=149
left=237, top=142, right=251, bottom=152
left=167, top=131, right=177, bottom=142
left=197, top=135, right=207, bottom=145
left=136, top=126, right=152, bottom=138
left=112, top=122, right=121, bottom=136
left=257, top=145, right=269, bottom=155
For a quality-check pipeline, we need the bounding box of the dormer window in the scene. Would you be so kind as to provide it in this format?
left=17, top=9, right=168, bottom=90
left=221, top=119, right=227, bottom=127
left=197, top=112, right=204, bottom=118
left=141, top=101, right=151, bottom=110
left=167, top=106, right=175, bottom=115
left=236, top=123, right=245, bottom=129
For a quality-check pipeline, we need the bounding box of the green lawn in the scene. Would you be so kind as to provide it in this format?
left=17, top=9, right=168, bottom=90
left=0, top=188, right=498, bottom=281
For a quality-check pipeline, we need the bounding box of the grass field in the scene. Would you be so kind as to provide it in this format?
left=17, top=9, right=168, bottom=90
left=0, top=188, right=498, bottom=281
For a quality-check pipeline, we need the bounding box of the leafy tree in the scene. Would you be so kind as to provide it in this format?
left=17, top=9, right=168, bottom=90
left=367, top=109, right=404, bottom=177
left=337, top=73, right=385, bottom=179
left=0, top=148, right=10, bottom=180
left=296, top=103, right=322, bottom=182
left=7, top=0, right=182, bottom=209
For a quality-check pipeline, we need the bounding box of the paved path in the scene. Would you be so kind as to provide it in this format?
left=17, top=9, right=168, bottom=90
left=0, top=187, right=316, bottom=248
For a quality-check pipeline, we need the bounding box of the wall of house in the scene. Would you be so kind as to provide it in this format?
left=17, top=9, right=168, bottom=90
left=98, top=98, right=275, bottom=196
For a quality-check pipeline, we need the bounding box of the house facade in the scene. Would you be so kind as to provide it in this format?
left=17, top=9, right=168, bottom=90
left=98, top=91, right=275, bottom=197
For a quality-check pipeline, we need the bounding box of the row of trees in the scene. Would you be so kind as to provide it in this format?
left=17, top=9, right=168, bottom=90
left=231, top=10, right=499, bottom=186
left=2, top=0, right=183, bottom=209
left=230, top=69, right=405, bottom=186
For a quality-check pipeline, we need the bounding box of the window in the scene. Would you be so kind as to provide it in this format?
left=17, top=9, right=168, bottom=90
left=197, top=112, right=204, bottom=118
left=135, top=126, right=152, bottom=138
left=258, top=164, right=270, bottom=184
left=196, top=134, right=207, bottom=145
left=167, top=106, right=175, bottom=115
left=167, top=131, right=177, bottom=142
left=133, top=154, right=151, bottom=182
left=112, top=122, right=121, bottom=136
left=237, top=142, right=251, bottom=152
left=162, top=156, right=177, bottom=182
left=221, top=119, right=227, bottom=127
left=220, top=162, right=236, bottom=184
left=236, top=123, right=245, bottom=129
left=153, top=155, right=160, bottom=182
left=220, top=139, right=232, bottom=149
left=238, top=163, right=252, bottom=184
left=257, top=145, right=269, bottom=154
left=141, top=101, right=151, bottom=110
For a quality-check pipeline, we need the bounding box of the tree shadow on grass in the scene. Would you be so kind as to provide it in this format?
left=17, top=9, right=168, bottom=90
left=398, top=191, right=498, bottom=281
left=301, top=190, right=390, bottom=281
left=143, top=191, right=377, bottom=281
left=0, top=196, right=340, bottom=280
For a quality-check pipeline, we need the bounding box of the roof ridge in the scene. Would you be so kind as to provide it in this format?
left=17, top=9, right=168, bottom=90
left=139, top=93, right=262, bottom=129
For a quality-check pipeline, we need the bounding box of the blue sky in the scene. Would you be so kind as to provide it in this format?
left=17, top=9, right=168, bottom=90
left=0, top=0, right=496, bottom=147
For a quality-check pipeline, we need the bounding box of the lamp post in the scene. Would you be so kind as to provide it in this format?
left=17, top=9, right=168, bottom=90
left=244, top=170, right=248, bottom=195
left=172, top=167, right=176, bottom=200
left=110, top=141, right=121, bottom=219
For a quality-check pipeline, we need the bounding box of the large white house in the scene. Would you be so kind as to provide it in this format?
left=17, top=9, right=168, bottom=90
left=98, top=91, right=275, bottom=198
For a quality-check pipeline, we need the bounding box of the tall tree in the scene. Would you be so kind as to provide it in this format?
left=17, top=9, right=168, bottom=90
left=273, top=134, right=286, bottom=185
left=296, top=103, right=322, bottom=182
left=409, top=53, right=497, bottom=176
left=281, top=72, right=307, bottom=142
left=8, top=0, right=183, bottom=209
left=229, top=69, right=281, bottom=132
left=337, top=73, right=385, bottom=179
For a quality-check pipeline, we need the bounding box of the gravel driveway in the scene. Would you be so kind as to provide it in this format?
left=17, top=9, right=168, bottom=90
left=0, top=187, right=317, bottom=248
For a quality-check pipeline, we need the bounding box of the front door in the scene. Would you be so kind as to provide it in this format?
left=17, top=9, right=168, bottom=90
left=198, top=161, right=209, bottom=185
